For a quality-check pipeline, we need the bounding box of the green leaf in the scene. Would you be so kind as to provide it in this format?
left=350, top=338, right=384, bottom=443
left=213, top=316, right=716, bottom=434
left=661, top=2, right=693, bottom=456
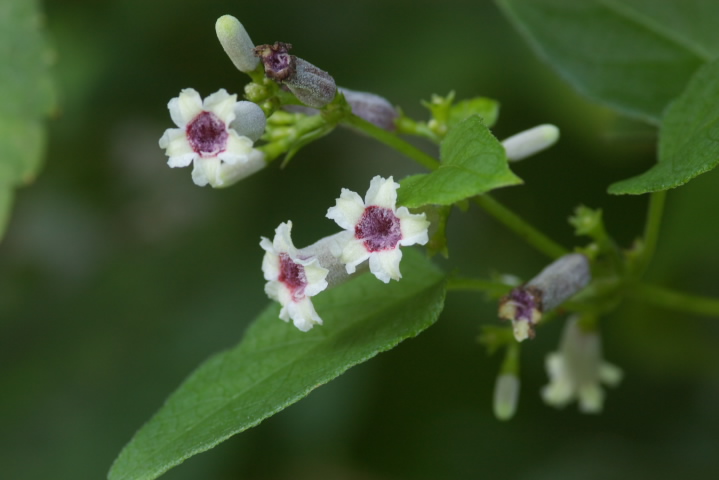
left=609, top=58, right=719, bottom=194
left=0, top=187, right=12, bottom=240
left=397, top=116, right=522, bottom=208
left=496, top=0, right=719, bottom=123
left=108, top=249, right=446, bottom=480
left=448, top=97, right=499, bottom=129
left=0, top=0, right=55, bottom=241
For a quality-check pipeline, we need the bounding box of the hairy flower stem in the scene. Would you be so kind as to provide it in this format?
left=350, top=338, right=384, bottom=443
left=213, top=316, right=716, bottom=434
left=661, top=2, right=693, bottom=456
left=342, top=114, right=440, bottom=170
left=474, top=195, right=569, bottom=259
left=445, top=276, right=513, bottom=296
left=630, top=283, right=719, bottom=317
left=344, top=113, right=568, bottom=259
left=634, top=190, right=667, bottom=279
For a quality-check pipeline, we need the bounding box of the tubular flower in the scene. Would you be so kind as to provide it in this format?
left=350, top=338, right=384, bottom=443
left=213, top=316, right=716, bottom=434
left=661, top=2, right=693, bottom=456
left=159, top=88, right=265, bottom=188
left=326, top=176, right=430, bottom=283
left=499, top=253, right=590, bottom=342
left=541, top=316, right=623, bottom=413
left=260, top=221, right=329, bottom=332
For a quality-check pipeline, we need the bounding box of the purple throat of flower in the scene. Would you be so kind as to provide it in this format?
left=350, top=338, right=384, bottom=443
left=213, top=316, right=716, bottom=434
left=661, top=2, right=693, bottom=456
left=278, top=253, right=308, bottom=302
left=504, top=287, right=542, bottom=323
left=186, top=111, right=228, bottom=157
left=355, top=205, right=402, bottom=253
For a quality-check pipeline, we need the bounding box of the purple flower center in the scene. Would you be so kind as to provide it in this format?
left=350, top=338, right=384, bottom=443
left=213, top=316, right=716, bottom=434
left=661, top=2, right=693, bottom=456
left=186, top=111, right=228, bottom=158
left=507, top=288, right=538, bottom=323
left=355, top=205, right=402, bottom=252
left=278, top=253, right=307, bottom=301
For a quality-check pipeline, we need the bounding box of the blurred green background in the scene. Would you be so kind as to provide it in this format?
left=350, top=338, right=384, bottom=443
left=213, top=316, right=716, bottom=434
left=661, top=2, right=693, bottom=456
left=2, top=0, right=719, bottom=479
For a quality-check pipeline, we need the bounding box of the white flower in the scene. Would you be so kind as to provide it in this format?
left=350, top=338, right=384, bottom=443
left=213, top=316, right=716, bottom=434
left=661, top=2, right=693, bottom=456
left=326, top=175, right=430, bottom=283
left=159, top=88, right=265, bottom=188
left=260, top=221, right=329, bottom=332
left=541, top=316, right=623, bottom=413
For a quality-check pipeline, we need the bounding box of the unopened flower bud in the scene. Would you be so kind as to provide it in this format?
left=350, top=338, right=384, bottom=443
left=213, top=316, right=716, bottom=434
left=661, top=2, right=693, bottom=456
left=255, top=42, right=337, bottom=108
left=493, top=342, right=520, bottom=421
left=493, top=374, right=520, bottom=421
left=216, top=15, right=259, bottom=73
left=230, top=101, right=266, bottom=142
left=340, top=88, right=398, bottom=131
left=499, top=253, right=590, bottom=342
left=282, top=87, right=398, bottom=131
left=502, top=124, right=560, bottom=162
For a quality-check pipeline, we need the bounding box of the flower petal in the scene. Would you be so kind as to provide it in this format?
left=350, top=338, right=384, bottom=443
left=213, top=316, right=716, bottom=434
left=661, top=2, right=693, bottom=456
left=396, top=207, right=430, bottom=246
left=218, top=131, right=253, bottom=165
left=272, top=221, right=297, bottom=255
left=261, top=246, right=280, bottom=281
left=303, top=260, right=329, bottom=297
left=203, top=88, right=237, bottom=123
left=340, top=237, right=371, bottom=274
left=326, top=188, right=365, bottom=230
left=191, top=159, right=211, bottom=186
left=368, top=248, right=402, bottom=283
left=364, top=175, right=398, bottom=208
left=577, top=384, right=604, bottom=413
left=170, top=88, right=203, bottom=127
left=286, top=297, right=323, bottom=332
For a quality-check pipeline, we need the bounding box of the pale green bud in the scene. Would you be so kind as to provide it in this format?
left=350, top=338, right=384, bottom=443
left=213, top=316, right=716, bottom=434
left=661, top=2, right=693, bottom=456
left=216, top=15, right=259, bottom=73
left=502, top=124, right=559, bottom=162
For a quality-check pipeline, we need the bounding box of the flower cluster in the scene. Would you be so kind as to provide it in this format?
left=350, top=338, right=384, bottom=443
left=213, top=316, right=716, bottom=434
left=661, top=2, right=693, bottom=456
left=261, top=176, right=430, bottom=331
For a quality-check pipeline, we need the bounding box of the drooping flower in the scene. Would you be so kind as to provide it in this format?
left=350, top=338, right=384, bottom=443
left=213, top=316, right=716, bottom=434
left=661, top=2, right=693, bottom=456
left=159, top=88, right=266, bottom=188
left=498, top=253, right=590, bottom=342
left=260, top=221, right=329, bottom=332
left=326, top=176, right=430, bottom=283
left=541, top=316, right=623, bottom=413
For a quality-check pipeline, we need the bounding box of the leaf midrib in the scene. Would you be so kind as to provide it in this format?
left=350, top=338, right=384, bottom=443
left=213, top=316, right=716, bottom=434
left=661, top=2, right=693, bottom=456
left=113, top=274, right=444, bottom=480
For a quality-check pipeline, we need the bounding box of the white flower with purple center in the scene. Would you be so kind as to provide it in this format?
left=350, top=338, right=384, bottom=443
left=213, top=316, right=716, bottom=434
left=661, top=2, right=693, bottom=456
left=261, top=221, right=329, bottom=332
left=159, top=88, right=265, bottom=188
left=326, top=176, right=430, bottom=283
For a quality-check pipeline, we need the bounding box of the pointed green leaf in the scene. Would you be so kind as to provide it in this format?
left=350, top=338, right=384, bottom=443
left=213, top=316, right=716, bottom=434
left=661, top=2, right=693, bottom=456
left=496, top=0, right=719, bottom=123
left=108, top=249, right=446, bottom=480
left=397, top=116, right=522, bottom=208
left=609, top=58, right=719, bottom=194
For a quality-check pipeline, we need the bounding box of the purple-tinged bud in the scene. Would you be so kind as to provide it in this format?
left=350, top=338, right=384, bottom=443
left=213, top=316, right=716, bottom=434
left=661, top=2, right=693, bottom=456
left=340, top=88, right=398, bottom=131
left=216, top=15, right=259, bottom=73
left=498, top=253, right=590, bottom=342
left=254, top=42, right=337, bottom=108
left=282, top=87, right=399, bottom=132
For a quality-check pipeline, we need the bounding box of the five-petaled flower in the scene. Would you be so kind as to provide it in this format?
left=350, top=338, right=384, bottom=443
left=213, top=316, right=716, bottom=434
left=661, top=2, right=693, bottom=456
left=261, top=221, right=329, bottom=332
left=326, top=176, right=430, bottom=283
left=541, top=316, right=623, bottom=413
left=159, top=88, right=265, bottom=188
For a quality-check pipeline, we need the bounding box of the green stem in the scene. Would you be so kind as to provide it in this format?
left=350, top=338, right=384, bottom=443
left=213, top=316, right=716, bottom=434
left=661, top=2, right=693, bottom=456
left=635, top=190, right=667, bottom=277
left=630, top=283, right=719, bottom=317
left=342, top=114, right=440, bottom=170
left=446, top=276, right=512, bottom=296
left=345, top=112, right=568, bottom=259
left=473, top=194, right=569, bottom=259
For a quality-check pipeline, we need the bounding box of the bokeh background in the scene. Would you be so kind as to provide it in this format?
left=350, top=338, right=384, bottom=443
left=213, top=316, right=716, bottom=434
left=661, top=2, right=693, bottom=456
left=2, top=0, right=719, bottom=479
